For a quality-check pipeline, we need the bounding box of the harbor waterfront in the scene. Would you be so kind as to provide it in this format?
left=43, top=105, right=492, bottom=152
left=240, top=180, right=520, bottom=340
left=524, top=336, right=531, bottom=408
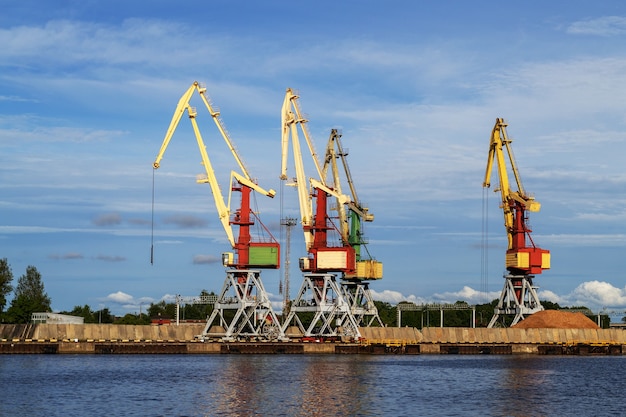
left=1, top=324, right=625, bottom=355
left=0, top=354, right=624, bottom=416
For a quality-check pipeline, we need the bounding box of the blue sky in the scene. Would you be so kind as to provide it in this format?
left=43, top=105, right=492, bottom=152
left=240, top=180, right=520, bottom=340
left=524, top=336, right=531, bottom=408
left=2, top=1, right=626, bottom=317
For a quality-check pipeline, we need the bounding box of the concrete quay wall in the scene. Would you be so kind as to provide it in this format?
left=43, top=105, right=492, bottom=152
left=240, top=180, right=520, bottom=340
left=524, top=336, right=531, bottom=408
left=0, top=323, right=207, bottom=342
left=419, top=327, right=626, bottom=344
left=358, top=326, right=422, bottom=343
left=1, top=324, right=624, bottom=347
left=359, top=326, right=626, bottom=345
left=0, top=324, right=423, bottom=344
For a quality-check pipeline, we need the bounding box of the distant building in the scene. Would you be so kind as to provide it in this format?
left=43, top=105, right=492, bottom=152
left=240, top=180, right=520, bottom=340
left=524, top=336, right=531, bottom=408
left=31, top=312, right=85, bottom=324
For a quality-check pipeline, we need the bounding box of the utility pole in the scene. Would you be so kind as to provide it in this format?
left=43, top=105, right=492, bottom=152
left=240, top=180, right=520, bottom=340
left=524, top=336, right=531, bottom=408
left=281, top=217, right=297, bottom=320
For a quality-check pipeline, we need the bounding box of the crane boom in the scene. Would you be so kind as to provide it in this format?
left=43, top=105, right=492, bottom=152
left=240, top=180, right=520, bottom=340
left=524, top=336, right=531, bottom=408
left=281, top=88, right=325, bottom=182
left=281, top=88, right=356, bottom=273
left=483, top=118, right=550, bottom=275
left=281, top=90, right=314, bottom=239
left=281, top=89, right=350, bottom=250
left=322, top=129, right=374, bottom=237
left=154, top=81, right=256, bottom=180
left=153, top=81, right=279, bottom=269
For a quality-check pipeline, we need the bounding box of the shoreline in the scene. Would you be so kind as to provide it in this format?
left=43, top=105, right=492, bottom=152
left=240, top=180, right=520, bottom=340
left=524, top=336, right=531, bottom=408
left=0, top=339, right=622, bottom=355
left=1, top=323, right=624, bottom=355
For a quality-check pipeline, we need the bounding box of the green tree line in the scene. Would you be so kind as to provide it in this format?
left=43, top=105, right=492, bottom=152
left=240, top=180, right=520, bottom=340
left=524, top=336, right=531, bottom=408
left=56, top=291, right=216, bottom=325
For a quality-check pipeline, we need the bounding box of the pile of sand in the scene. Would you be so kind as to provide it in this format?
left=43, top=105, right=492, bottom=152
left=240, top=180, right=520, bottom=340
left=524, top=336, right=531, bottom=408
left=512, top=310, right=599, bottom=329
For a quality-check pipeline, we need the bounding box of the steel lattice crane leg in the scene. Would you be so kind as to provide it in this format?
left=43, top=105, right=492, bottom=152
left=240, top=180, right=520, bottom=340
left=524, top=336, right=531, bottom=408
left=198, top=269, right=287, bottom=341
left=487, top=274, right=544, bottom=328
left=281, top=273, right=361, bottom=340
left=341, top=281, right=384, bottom=327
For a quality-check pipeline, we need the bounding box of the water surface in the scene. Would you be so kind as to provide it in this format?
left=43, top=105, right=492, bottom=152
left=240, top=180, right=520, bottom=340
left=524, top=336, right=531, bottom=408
left=0, top=354, right=622, bottom=416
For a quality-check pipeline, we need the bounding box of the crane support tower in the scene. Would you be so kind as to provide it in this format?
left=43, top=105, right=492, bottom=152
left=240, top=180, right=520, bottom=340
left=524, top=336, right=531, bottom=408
left=483, top=118, right=551, bottom=327
left=280, top=217, right=297, bottom=319
left=279, top=88, right=381, bottom=339
left=153, top=81, right=285, bottom=341
left=322, top=129, right=383, bottom=327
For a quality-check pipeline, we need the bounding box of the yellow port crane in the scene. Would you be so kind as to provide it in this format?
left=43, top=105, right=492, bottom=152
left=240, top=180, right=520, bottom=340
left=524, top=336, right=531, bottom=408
left=483, top=117, right=550, bottom=327
left=280, top=88, right=384, bottom=338
left=152, top=81, right=283, bottom=341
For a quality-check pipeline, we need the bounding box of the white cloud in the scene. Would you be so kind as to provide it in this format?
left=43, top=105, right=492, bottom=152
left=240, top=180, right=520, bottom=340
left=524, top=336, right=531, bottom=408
left=0, top=126, right=126, bottom=144
left=0, top=95, right=37, bottom=102
left=539, top=234, right=626, bottom=247
left=0, top=19, right=193, bottom=67
left=103, top=291, right=134, bottom=304
left=377, top=282, right=626, bottom=315
left=103, top=281, right=626, bottom=321
left=567, top=280, right=626, bottom=308
left=432, top=286, right=500, bottom=305
left=101, top=292, right=159, bottom=314
left=370, top=289, right=427, bottom=305
left=567, top=16, right=626, bottom=36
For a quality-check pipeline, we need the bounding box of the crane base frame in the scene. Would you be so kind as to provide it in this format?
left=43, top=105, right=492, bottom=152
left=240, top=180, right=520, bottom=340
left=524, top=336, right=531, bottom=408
left=282, top=273, right=361, bottom=340
left=198, top=269, right=287, bottom=342
left=488, top=274, right=544, bottom=328
left=341, top=281, right=384, bottom=327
